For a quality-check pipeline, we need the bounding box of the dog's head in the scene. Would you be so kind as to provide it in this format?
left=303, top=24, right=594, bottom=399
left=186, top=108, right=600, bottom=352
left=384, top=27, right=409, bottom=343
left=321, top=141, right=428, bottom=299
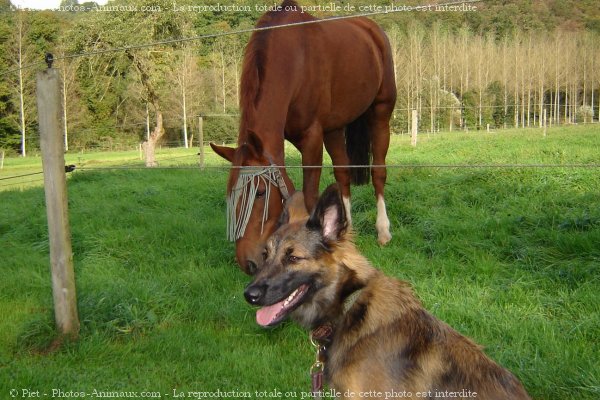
left=243, top=184, right=349, bottom=328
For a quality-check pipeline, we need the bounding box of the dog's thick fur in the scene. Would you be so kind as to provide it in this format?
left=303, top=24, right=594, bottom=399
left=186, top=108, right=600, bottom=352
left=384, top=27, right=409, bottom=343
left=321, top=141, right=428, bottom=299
left=244, top=184, right=530, bottom=399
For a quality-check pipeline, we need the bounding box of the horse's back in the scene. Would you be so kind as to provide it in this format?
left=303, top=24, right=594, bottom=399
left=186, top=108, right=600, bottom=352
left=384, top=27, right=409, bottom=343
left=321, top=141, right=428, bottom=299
left=320, top=18, right=396, bottom=107
left=244, top=4, right=396, bottom=134
left=267, top=15, right=395, bottom=131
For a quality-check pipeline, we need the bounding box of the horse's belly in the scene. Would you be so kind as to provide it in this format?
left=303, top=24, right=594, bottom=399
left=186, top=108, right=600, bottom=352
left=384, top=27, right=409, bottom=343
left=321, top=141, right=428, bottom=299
left=288, top=59, right=382, bottom=132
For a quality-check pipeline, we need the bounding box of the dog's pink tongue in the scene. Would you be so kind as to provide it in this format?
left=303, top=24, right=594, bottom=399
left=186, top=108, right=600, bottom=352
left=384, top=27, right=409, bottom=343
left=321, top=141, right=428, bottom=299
left=256, top=300, right=285, bottom=327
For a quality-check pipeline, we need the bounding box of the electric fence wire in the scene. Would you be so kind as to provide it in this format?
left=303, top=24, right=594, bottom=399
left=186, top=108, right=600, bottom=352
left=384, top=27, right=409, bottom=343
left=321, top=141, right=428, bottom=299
left=0, top=171, right=44, bottom=181
left=2, top=162, right=599, bottom=190
left=73, top=163, right=600, bottom=171
left=0, top=0, right=481, bottom=78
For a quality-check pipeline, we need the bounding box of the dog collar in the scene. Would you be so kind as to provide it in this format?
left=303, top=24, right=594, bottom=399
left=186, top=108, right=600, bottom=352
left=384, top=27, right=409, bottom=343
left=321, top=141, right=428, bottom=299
left=343, top=288, right=363, bottom=314
left=309, top=288, right=364, bottom=398
left=311, top=288, right=364, bottom=343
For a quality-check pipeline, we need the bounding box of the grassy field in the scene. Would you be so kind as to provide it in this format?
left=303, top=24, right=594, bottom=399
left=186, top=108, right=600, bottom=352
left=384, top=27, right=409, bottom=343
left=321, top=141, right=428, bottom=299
left=1, top=125, right=599, bottom=399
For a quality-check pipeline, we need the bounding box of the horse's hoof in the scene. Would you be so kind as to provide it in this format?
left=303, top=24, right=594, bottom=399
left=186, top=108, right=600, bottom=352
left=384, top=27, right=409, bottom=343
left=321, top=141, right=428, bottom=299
left=377, top=231, right=392, bottom=246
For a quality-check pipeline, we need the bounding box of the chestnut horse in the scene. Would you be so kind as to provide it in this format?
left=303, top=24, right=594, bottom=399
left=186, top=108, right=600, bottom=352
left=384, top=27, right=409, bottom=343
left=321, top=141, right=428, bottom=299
left=211, top=0, right=396, bottom=275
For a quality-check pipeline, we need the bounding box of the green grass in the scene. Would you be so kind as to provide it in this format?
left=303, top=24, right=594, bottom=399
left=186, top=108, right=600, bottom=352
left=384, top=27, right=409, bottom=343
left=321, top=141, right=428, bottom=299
left=1, top=125, right=599, bottom=399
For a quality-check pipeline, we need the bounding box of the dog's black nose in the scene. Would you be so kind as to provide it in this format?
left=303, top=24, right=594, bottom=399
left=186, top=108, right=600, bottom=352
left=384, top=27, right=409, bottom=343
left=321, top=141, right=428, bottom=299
left=244, top=285, right=264, bottom=305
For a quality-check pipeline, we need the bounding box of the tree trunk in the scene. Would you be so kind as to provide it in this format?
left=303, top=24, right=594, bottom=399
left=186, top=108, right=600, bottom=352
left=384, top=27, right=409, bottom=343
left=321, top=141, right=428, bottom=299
left=125, top=50, right=165, bottom=167
left=145, top=102, right=150, bottom=141
left=502, top=37, right=508, bottom=129
left=449, top=58, right=454, bottom=132
left=62, top=65, right=69, bottom=151
left=17, top=15, right=26, bottom=157
left=564, top=87, right=568, bottom=124
left=233, top=42, right=241, bottom=108
left=144, top=110, right=163, bottom=167
left=538, top=41, right=545, bottom=128
left=554, top=36, right=560, bottom=125
left=220, top=49, right=226, bottom=113
left=521, top=57, right=526, bottom=128
left=526, top=35, right=532, bottom=127
left=182, top=80, right=188, bottom=149
left=19, top=63, right=26, bottom=157
left=583, top=56, right=587, bottom=123
left=591, top=72, right=595, bottom=123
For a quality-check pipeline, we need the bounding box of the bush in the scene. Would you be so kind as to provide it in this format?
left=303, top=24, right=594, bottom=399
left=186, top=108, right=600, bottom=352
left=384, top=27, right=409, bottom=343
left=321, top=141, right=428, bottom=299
left=203, top=115, right=239, bottom=144
left=577, top=105, right=594, bottom=123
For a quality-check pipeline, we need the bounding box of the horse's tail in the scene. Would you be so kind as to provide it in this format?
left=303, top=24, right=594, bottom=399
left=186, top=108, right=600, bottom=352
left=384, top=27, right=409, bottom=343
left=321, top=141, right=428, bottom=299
left=345, top=112, right=371, bottom=185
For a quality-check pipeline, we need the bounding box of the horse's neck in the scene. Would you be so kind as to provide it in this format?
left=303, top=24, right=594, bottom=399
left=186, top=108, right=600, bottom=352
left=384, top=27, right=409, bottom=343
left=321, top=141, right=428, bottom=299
left=240, top=111, right=287, bottom=163
left=238, top=103, right=296, bottom=192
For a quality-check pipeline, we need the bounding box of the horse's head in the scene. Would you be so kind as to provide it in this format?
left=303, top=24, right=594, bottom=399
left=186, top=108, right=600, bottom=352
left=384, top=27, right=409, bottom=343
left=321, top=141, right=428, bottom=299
left=210, top=132, right=292, bottom=275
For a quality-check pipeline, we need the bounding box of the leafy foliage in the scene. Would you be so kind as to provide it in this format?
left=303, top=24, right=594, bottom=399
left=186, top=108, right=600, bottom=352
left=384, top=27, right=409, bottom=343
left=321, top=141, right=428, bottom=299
left=0, top=0, right=598, bottom=153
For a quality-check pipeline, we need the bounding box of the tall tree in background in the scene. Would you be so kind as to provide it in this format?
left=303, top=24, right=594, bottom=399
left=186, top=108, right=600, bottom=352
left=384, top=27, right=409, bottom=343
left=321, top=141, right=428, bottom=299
left=4, top=10, right=60, bottom=156
left=68, top=0, right=186, bottom=165
left=207, top=32, right=242, bottom=114
left=536, top=32, right=548, bottom=127
left=0, top=1, right=21, bottom=152
left=168, top=43, right=202, bottom=148
left=15, top=10, right=27, bottom=156
left=57, top=42, right=80, bottom=151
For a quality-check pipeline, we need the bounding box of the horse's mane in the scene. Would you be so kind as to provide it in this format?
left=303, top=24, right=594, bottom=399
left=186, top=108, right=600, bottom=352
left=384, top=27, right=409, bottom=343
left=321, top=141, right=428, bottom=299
left=238, top=0, right=307, bottom=142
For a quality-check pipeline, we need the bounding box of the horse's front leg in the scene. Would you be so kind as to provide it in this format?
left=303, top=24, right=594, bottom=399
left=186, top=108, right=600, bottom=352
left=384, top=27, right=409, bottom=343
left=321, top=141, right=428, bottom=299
left=299, top=125, right=324, bottom=212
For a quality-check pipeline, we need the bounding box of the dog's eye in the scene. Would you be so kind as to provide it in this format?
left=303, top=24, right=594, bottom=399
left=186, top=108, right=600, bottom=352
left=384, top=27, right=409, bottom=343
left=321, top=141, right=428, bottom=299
left=285, top=248, right=301, bottom=264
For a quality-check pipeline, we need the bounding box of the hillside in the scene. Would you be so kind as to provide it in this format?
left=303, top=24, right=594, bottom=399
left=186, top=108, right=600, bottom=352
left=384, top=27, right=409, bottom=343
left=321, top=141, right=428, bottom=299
left=365, top=0, right=600, bottom=35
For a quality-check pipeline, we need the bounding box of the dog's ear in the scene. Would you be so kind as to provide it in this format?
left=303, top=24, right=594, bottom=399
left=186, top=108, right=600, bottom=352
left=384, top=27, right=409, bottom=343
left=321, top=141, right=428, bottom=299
left=279, top=192, right=309, bottom=227
left=307, top=184, right=347, bottom=241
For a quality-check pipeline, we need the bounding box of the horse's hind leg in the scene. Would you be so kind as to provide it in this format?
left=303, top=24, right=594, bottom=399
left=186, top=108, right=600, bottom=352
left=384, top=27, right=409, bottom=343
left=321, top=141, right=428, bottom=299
left=324, top=129, right=352, bottom=224
left=369, top=102, right=392, bottom=245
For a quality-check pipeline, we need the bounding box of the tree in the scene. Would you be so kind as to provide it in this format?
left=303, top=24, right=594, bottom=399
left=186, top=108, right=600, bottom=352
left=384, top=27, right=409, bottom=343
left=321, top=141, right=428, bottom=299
left=15, top=11, right=27, bottom=156
left=0, top=2, right=16, bottom=151
left=3, top=0, right=598, bottom=153
left=2, top=10, right=61, bottom=156
left=166, top=44, right=203, bottom=148
left=60, top=0, right=79, bottom=9
left=67, top=0, right=188, bottom=164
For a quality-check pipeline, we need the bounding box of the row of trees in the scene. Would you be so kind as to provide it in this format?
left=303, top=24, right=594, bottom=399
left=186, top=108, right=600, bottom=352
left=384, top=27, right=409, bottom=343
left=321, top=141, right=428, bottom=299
left=0, top=0, right=599, bottom=157
left=390, top=25, right=600, bottom=133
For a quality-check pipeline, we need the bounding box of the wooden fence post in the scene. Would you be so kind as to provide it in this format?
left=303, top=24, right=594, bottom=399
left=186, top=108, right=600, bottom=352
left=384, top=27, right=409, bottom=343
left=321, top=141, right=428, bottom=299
left=411, top=109, right=418, bottom=147
left=37, top=66, right=80, bottom=339
left=0, top=150, right=4, bottom=170
left=198, top=116, right=205, bottom=170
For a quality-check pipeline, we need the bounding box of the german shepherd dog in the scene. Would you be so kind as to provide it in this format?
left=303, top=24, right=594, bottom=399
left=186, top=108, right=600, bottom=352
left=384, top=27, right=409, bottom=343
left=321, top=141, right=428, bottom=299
left=244, top=184, right=530, bottom=399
